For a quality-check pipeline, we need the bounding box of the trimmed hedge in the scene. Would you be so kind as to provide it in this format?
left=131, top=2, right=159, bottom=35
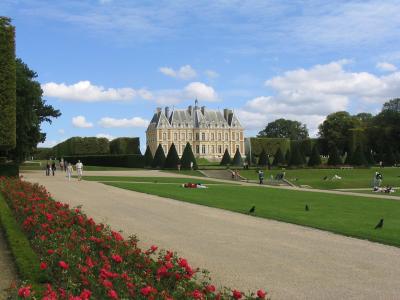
left=53, top=137, right=110, bottom=157
left=0, top=162, right=19, bottom=176
left=63, top=154, right=144, bottom=168
left=109, top=137, right=141, bottom=155
left=164, top=143, right=180, bottom=168
left=0, top=192, right=46, bottom=286
left=250, top=137, right=290, bottom=157
left=231, top=148, right=243, bottom=166
left=181, top=143, right=198, bottom=170
left=220, top=149, right=231, bottom=166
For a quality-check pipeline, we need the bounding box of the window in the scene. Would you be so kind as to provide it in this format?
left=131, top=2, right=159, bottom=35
left=211, top=145, right=215, bottom=153
left=218, top=145, right=222, bottom=154
left=202, top=133, right=205, bottom=141
left=225, top=133, right=228, bottom=141
left=202, top=145, right=206, bottom=154
left=211, top=133, right=214, bottom=141
left=174, top=133, right=177, bottom=140
left=196, top=145, right=200, bottom=154
left=163, top=133, right=166, bottom=140
left=218, top=133, right=221, bottom=140
left=189, top=133, right=192, bottom=140
left=196, top=133, right=199, bottom=141
left=181, top=133, right=185, bottom=140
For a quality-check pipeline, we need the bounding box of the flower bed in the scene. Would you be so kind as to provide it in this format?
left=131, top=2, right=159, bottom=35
left=0, top=177, right=267, bottom=299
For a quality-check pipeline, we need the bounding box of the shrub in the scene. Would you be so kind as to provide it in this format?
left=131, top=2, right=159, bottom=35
left=327, top=146, right=342, bottom=166
left=63, top=154, right=144, bottom=168
left=272, top=148, right=284, bottom=166
left=285, top=150, right=291, bottom=165
left=351, top=145, right=367, bottom=166
left=231, top=148, right=243, bottom=166
left=143, top=145, right=153, bottom=168
left=0, top=162, right=19, bottom=176
left=152, top=144, right=166, bottom=168
left=250, top=137, right=290, bottom=157
left=220, top=149, right=231, bottom=166
left=289, top=145, right=303, bottom=166
left=164, top=143, right=180, bottom=169
left=365, top=148, right=375, bottom=165
left=308, top=144, right=321, bottom=167
left=257, top=149, right=268, bottom=166
left=53, top=137, right=110, bottom=157
left=109, top=137, right=141, bottom=155
left=181, top=143, right=198, bottom=170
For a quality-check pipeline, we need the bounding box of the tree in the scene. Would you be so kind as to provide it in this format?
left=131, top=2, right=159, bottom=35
left=365, top=148, right=375, bottom=166
left=258, top=118, right=309, bottom=140
left=318, top=111, right=359, bottom=153
left=164, top=143, right=180, bottom=168
left=272, top=148, right=284, bottom=166
left=151, top=144, right=166, bottom=168
left=308, top=144, right=321, bottom=167
left=7, top=59, right=60, bottom=163
left=231, top=148, right=242, bottom=166
left=0, top=17, right=16, bottom=151
left=143, top=145, right=153, bottom=168
left=351, top=145, right=367, bottom=166
left=327, top=146, right=342, bottom=166
left=382, top=98, right=400, bottom=112
left=384, top=148, right=396, bottom=166
left=289, top=145, right=303, bottom=166
left=220, top=149, right=231, bottom=166
left=285, top=150, right=291, bottom=165
left=181, top=142, right=197, bottom=169
left=257, top=149, right=268, bottom=166
left=344, top=150, right=353, bottom=165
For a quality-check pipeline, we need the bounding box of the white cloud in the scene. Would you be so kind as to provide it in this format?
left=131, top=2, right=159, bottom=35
left=57, top=129, right=65, bottom=135
left=98, top=117, right=149, bottom=128
left=184, top=82, right=219, bottom=102
left=204, top=70, right=219, bottom=79
left=376, top=62, right=397, bottom=72
left=159, top=65, right=197, bottom=80
left=42, top=81, right=139, bottom=102
left=239, top=60, right=400, bottom=135
left=96, top=133, right=115, bottom=140
left=72, top=116, right=93, bottom=128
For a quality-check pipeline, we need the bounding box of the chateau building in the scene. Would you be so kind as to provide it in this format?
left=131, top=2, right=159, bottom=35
left=146, top=101, right=244, bottom=160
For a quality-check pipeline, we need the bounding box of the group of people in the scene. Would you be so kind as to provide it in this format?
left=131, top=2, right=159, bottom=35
left=45, top=159, right=84, bottom=181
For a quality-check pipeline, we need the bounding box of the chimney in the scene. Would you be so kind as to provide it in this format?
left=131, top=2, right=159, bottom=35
left=165, top=107, right=170, bottom=118
left=156, top=107, right=162, bottom=115
left=201, top=106, right=205, bottom=114
left=223, top=109, right=228, bottom=121
left=188, top=105, right=192, bottom=115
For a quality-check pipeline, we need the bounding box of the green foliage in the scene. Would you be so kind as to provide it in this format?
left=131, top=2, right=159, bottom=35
left=327, top=146, right=342, bottom=166
left=285, top=150, right=291, bottom=165
left=109, top=137, right=140, bottom=155
left=291, top=139, right=313, bottom=157
left=257, top=148, right=268, bottom=166
left=0, top=163, right=19, bottom=176
left=7, top=59, right=60, bottom=163
left=34, top=148, right=54, bottom=160
left=0, top=17, right=16, bottom=151
left=258, top=118, right=309, bottom=140
left=164, top=143, right=180, bottom=168
left=250, top=137, right=290, bottom=157
left=220, top=148, right=231, bottom=166
left=272, top=148, right=284, bottom=166
left=0, top=192, right=46, bottom=284
left=384, top=148, right=396, bottom=166
left=308, top=144, right=321, bottom=167
left=365, top=149, right=375, bottom=165
left=231, top=148, right=242, bottom=166
left=382, top=98, right=400, bottom=112
left=53, top=137, right=109, bottom=157
left=348, top=128, right=367, bottom=154
left=151, top=144, right=166, bottom=168
left=180, top=143, right=197, bottom=170
left=289, top=144, right=304, bottom=166
left=351, top=145, right=367, bottom=166
left=143, top=146, right=153, bottom=167
left=63, top=154, right=144, bottom=168
left=344, top=150, right=353, bottom=165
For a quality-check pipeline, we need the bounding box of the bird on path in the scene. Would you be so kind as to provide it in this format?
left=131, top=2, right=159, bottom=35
left=374, top=218, right=384, bottom=229
left=248, top=205, right=255, bottom=214
left=305, top=205, right=309, bottom=211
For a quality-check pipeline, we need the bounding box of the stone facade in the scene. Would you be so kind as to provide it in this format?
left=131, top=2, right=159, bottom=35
left=146, top=102, right=244, bottom=160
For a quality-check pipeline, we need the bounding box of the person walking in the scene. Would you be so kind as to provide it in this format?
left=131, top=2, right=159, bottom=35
left=258, top=169, right=264, bottom=185
left=66, top=163, right=73, bottom=181
left=51, top=161, right=56, bottom=176
left=46, top=161, right=50, bottom=176
left=76, top=160, right=83, bottom=181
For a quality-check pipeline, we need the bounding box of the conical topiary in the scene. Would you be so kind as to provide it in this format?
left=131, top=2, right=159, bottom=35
left=272, top=148, right=284, bottom=166
left=181, top=142, right=198, bottom=169
left=308, top=144, right=321, bottom=167
left=231, top=148, right=243, bottom=166
left=151, top=144, right=166, bottom=168
left=164, top=143, right=180, bottom=168
left=220, top=149, right=231, bottom=166
left=144, top=145, right=153, bottom=168
left=351, top=145, right=367, bottom=166
left=327, top=146, right=342, bottom=166
left=258, top=149, right=268, bottom=166
left=289, top=145, right=303, bottom=166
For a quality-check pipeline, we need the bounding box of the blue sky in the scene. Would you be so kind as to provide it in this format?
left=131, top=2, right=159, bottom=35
left=2, top=0, right=400, bottom=151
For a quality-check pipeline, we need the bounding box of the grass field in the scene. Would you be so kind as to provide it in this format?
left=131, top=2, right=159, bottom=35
left=83, top=176, right=227, bottom=184
left=20, top=161, right=142, bottom=171
left=104, top=181, right=400, bottom=247
left=239, top=167, right=400, bottom=190
left=161, top=170, right=205, bottom=177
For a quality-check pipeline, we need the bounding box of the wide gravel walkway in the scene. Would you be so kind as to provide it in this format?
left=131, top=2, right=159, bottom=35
left=22, top=170, right=400, bottom=300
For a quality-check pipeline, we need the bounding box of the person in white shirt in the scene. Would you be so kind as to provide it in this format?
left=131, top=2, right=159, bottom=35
left=66, top=163, right=73, bottom=181
left=76, top=160, right=83, bottom=181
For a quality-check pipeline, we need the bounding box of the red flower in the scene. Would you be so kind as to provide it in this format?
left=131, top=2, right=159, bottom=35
left=111, top=254, right=123, bottom=263
left=45, top=212, right=54, bottom=221
left=107, top=289, right=118, bottom=299
left=80, top=289, right=92, bottom=300
left=59, top=261, right=69, bottom=270
left=150, top=245, right=158, bottom=252
left=40, top=261, right=47, bottom=270
left=232, top=289, right=242, bottom=299
left=140, top=285, right=155, bottom=296
left=111, top=231, right=123, bottom=241
left=178, top=258, right=188, bottom=268
left=205, top=285, right=216, bottom=293
left=102, top=280, right=113, bottom=288
left=257, top=289, right=267, bottom=299
left=192, top=289, right=203, bottom=299
left=18, top=285, right=31, bottom=298
left=47, top=249, right=55, bottom=255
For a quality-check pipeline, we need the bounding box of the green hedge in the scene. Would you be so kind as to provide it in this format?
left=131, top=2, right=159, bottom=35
left=250, top=137, right=290, bottom=156
left=63, top=154, right=144, bottom=168
left=33, top=147, right=54, bottom=160
left=109, top=137, right=141, bottom=155
left=0, top=192, right=46, bottom=286
left=0, top=162, right=19, bottom=176
left=53, top=137, right=110, bottom=157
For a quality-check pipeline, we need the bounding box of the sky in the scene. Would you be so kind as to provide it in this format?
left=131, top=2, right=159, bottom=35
left=2, top=0, right=400, bottom=151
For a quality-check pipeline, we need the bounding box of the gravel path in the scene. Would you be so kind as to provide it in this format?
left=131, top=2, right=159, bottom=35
left=22, top=171, right=400, bottom=300
left=0, top=229, right=18, bottom=299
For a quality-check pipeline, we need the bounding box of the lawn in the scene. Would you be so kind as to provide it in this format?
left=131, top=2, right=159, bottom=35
left=161, top=169, right=206, bottom=177
left=239, top=167, right=400, bottom=189
left=83, top=176, right=228, bottom=185
left=104, top=181, right=400, bottom=247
